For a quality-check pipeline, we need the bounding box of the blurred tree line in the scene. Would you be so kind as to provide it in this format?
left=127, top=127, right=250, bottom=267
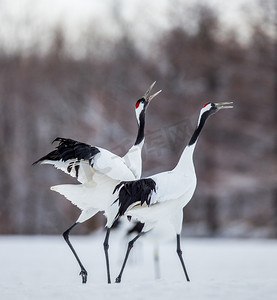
left=0, top=1, right=276, bottom=237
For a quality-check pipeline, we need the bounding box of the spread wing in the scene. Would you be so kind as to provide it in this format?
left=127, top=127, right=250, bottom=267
left=33, top=137, right=136, bottom=184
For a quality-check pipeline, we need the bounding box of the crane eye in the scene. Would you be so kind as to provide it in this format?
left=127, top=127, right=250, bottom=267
left=203, top=102, right=210, bottom=108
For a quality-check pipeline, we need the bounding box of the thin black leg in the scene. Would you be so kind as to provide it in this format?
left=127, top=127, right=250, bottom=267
left=103, top=227, right=111, bottom=284
left=63, top=222, right=88, bottom=284
left=176, top=234, right=190, bottom=282
left=115, top=232, right=143, bottom=283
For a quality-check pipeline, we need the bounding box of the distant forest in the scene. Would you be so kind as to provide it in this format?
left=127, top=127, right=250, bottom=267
left=0, top=2, right=276, bottom=237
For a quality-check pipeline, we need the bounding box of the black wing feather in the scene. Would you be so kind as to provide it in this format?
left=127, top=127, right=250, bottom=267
left=33, top=137, right=100, bottom=165
left=113, top=178, right=156, bottom=219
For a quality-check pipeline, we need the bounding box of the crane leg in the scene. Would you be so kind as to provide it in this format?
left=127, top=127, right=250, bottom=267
left=176, top=234, right=190, bottom=282
left=103, top=227, right=111, bottom=284
left=115, top=232, right=143, bottom=283
left=63, top=222, right=88, bottom=284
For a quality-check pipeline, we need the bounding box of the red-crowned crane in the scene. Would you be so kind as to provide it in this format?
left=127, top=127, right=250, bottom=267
left=113, top=101, right=233, bottom=283
left=33, top=82, right=161, bottom=284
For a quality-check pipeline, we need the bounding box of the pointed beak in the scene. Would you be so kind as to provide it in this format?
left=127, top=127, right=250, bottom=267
left=147, top=89, right=162, bottom=102
left=214, top=102, right=234, bottom=110
left=143, top=81, right=162, bottom=102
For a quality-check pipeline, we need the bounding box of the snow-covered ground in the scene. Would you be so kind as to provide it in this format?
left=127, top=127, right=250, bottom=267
left=1, top=232, right=277, bottom=300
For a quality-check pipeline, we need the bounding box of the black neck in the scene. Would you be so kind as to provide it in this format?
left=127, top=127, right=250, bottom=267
left=188, top=111, right=210, bottom=146
left=134, top=111, right=145, bottom=146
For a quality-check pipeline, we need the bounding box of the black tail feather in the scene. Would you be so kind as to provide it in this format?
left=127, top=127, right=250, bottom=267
left=113, top=178, right=156, bottom=219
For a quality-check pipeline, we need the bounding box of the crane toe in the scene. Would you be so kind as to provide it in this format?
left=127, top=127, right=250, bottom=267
left=80, top=269, right=88, bottom=284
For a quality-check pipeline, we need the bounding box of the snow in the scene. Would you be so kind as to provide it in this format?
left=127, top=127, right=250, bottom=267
left=1, top=233, right=277, bottom=300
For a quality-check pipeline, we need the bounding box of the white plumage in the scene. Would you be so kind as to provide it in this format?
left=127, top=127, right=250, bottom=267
left=50, top=147, right=139, bottom=225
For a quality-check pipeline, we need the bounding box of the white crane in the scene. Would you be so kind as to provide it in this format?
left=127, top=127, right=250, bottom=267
left=113, top=101, right=233, bottom=283
left=33, top=82, right=161, bottom=284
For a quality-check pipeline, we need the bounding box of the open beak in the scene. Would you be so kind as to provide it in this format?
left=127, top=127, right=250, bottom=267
left=215, top=102, right=234, bottom=110
left=143, top=81, right=162, bottom=102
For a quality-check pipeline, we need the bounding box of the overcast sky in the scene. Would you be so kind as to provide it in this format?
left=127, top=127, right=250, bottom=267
left=0, top=0, right=262, bottom=55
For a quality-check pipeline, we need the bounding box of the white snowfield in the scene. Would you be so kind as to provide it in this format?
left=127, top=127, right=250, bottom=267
left=1, top=233, right=277, bottom=300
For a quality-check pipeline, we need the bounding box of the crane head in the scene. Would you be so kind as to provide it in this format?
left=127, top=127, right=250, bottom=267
left=135, top=81, right=162, bottom=120
left=197, top=102, right=233, bottom=126
left=201, top=101, right=233, bottom=115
